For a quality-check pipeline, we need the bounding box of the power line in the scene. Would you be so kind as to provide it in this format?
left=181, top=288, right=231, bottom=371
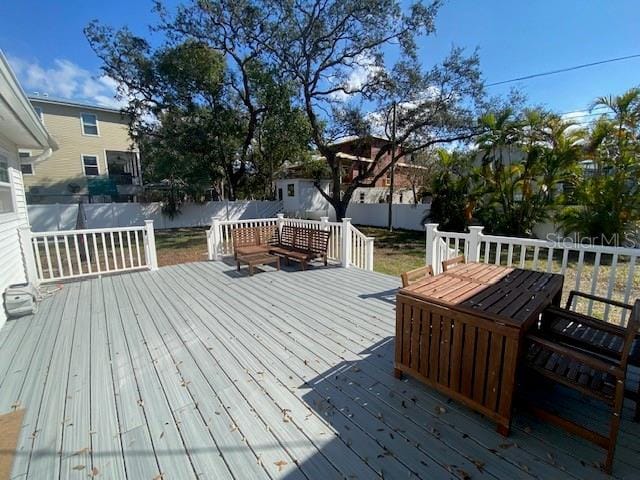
left=486, top=54, right=640, bottom=87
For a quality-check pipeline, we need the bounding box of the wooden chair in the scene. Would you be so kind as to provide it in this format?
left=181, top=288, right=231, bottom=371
left=523, top=299, right=640, bottom=473
left=400, top=265, right=433, bottom=288
left=539, top=291, right=640, bottom=421
left=441, top=255, right=465, bottom=272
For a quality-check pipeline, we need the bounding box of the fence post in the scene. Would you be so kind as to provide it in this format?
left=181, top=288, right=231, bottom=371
left=319, top=216, right=329, bottom=231
left=18, top=227, right=39, bottom=285
left=276, top=213, right=285, bottom=237
left=209, top=216, right=221, bottom=261
left=365, top=237, right=375, bottom=271
left=425, top=223, right=439, bottom=272
left=467, top=225, right=484, bottom=262
left=144, top=220, right=158, bottom=271
left=342, top=217, right=352, bottom=268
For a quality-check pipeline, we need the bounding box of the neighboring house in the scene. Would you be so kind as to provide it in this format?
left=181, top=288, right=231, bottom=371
left=0, top=51, right=58, bottom=327
left=21, top=96, right=141, bottom=203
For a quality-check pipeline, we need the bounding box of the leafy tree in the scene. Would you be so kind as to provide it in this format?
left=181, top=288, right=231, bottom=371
left=559, top=87, right=640, bottom=242
left=474, top=108, right=584, bottom=236
left=85, top=16, right=310, bottom=201
left=427, top=149, right=474, bottom=231
left=263, top=0, right=484, bottom=219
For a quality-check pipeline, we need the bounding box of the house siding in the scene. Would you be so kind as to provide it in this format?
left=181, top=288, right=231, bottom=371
left=23, top=100, right=134, bottom=197
left=0, top=135, right=29, bottom=328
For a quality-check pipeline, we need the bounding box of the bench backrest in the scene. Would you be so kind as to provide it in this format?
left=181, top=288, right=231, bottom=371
left=232, top=225, right=278, bottom=249
left=279, top=225, right=330, bottom=255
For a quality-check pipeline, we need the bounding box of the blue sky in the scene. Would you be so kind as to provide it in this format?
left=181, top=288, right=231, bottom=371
left=1, top=0, right=639, bottom=123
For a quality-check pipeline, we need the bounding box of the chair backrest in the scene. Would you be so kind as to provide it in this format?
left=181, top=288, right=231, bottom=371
left=232, top=227, right=259, bottom=249
left=620, top=299, right=640, bottom=367
left=278, top=225, right=330, bottom=254
left=442, top=255, right=465, bottom=272
left=401, top=265, right=433, bottom=288
left=256, top=225, right=278, bottom=246
left=279, top=225, right=296, bottom=248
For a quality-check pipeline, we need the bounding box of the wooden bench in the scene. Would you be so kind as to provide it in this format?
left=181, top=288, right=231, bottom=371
left=231, top=225, right=278, bottom=258
left=269, top=225, right=330, bottom=270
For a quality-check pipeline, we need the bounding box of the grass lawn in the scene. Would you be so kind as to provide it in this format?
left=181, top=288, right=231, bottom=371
left=357, top=226, right=424, bottom=277
left=155, top=227, right=209, bottom=267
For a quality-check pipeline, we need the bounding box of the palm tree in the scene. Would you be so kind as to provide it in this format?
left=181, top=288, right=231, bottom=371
left=559, top=87, right=640, bottom=242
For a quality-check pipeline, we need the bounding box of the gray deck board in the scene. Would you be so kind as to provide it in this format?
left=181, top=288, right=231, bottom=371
left=1, top=260, right=639, bottom=479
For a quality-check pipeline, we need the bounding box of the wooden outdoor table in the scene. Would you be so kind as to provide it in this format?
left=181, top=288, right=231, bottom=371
left=236, top=252, right=280, bottom=276
left=395, top=263, right=564, bottom=435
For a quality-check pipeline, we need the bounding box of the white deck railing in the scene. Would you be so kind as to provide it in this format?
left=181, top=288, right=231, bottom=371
left=207, top=214, right=374, bottom=270
left=20, top=220, right=158, bottom=284
left=425, top=223, right=640, bottom=324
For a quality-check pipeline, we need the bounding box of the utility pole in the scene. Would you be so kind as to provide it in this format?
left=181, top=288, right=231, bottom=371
left=387, top=101, right=397, bottom=231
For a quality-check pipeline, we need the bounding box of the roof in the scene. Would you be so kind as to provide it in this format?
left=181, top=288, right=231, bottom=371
left=0, top=50, right=57, bottom=150
left=328, top=134, right=391, bottom=147
left=28, top=95, right=124, bottom=114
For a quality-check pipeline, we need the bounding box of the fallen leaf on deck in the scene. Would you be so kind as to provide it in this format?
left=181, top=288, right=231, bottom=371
left=90, top=467, right=99, bottom=476
left=472, top=459, right=485, bottom=472
left=435, top=405, right=447, bottom=414
left=274, top=460, right=288, bottom=471
left=72, top=465, right=85, bottom=471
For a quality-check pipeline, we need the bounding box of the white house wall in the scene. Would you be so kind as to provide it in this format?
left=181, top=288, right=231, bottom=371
left=0, top=136, right=29, bottom=328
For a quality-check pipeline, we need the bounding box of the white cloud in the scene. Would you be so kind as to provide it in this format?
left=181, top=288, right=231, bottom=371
left=329, top=54, right=385, bottom=102
left=7, top=55, right=125, bottom=109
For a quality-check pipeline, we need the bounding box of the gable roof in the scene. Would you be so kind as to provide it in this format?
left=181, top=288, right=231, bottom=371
left=28, top=95, right=123, bottom=114
left=0, top=50, right=57, bottom=150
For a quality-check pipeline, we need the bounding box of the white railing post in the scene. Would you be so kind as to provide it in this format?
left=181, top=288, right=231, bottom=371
left=319, top=216, right=329, bottom=231
left=208, top=216, right=221, bottom=261
left=144, top=220, right=158, bottom=271
left=276, top=213, right=285, bottom=237
left=365, top=237, right=375, bottom=271
left=342, top=217, right=352, bottom=268
left=18, top=226, right=39, bottom=285
left=425, top=223, right=439, bottom=272
left=467, top=225, right=484, bottom=263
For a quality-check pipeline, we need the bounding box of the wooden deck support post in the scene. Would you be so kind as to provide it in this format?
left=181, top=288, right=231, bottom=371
left=342, top=217, right=352, bottom=268
left=209, top=216, right=221, bottom=261
left=276, top=213, right=285, bottom=238
left=18, top=226, right=39, bottom=286
left=467, top=226, right=484, bottom=263
left=425, top=223, right=439, bottom=273
left=144, top=220, right=158, bottom=271
left=365, top=237, right=375, bottom=271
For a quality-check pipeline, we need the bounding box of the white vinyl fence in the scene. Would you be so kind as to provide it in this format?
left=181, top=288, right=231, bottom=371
left=28, top=200, right=283, bottom=232
left=20, top=221, right=158, bottom=284
left=207, top=214, right=374, bottom=270
left=346, top=203, right=430, bottom=231
left=426, top=223, right=640, bottom=324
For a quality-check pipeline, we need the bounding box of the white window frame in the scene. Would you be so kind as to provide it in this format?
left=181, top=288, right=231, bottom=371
left=80, top=112, right=100, bottom=136
left=0, top=148, right=17, bottom=217
left=18, top=150, right=34, bottom=176
left=81, top=154, right=101, bottom=177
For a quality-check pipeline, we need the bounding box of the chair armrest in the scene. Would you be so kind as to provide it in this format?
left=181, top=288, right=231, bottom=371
left=566, top=290, right=633, bottom=312
left=527, top=334, right=625, bottom=378
left=543, top=305, right=628, bottom=337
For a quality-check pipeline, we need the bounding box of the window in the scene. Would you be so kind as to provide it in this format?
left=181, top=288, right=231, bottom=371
left=19, top=151, right=33, bottom=175
left=34, top=106, right=44, bottom=123
left=82, top=155, right=100, bottom=176
left=81, top=113, right=99, bottom=135
left=287, top=183, right=295, bottom=197
left=0, top=154, right=14, bottom=214
left=359, top=192, right=365, bottom=203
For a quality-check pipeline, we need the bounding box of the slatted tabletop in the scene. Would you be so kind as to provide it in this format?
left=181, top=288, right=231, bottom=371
left=399, top=263, right=564, bottom=329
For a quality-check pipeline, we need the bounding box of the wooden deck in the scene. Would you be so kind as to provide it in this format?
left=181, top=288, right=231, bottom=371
left=0, top=261, right=639, bottom=479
